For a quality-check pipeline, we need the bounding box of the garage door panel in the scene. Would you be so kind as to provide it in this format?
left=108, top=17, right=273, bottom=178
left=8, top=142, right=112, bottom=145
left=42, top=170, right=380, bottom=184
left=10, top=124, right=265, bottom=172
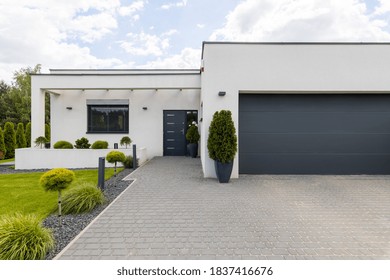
left=240, top=133, right=390, bottom=154
left=239, top=154, right=390, bottom=174
left=240, top=94, right=390, bottom=112
left=240, top=112, right=390, bottom=133
left=239, top=94, right=390, bottom=174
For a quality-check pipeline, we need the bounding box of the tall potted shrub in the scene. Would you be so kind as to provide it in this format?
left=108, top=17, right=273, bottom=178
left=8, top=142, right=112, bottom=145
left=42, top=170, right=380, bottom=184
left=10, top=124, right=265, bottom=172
left=207, top=110, right=237, bottom=183
left=186, top=122, right=200, bottom=158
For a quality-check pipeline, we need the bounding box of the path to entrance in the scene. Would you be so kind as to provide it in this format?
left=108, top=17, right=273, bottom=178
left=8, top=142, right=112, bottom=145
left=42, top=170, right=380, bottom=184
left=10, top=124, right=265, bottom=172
left=56, top=157, right=390, bottom=260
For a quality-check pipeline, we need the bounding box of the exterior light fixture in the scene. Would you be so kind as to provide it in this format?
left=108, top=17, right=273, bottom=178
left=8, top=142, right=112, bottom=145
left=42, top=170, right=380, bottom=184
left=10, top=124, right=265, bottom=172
left=142, top=107, right=148, bottom=110
left=66, top=107, right=72, bottom=110
left=218, top=91, right=226, bottom=96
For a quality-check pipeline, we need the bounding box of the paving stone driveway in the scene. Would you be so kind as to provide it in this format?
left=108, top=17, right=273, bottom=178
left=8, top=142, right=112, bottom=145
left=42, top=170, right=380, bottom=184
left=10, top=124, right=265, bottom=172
left=57, top=157, right=390, bottom=260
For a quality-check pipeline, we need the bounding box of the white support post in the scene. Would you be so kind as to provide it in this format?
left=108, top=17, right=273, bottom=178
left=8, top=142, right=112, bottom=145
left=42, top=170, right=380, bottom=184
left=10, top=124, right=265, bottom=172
left=31, top=87, right=46, bottom=148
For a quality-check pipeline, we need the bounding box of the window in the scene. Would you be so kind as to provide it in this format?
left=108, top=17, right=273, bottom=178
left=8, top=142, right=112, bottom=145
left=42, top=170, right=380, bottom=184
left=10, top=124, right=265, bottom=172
left=87, top=105, right=129, bottom=133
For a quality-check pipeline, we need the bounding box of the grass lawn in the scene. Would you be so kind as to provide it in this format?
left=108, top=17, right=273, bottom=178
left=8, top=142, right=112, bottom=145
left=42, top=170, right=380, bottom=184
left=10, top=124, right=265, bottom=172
left=0, top=158, right=14, bottom=164
left=0, top=168, right=121, bottom=220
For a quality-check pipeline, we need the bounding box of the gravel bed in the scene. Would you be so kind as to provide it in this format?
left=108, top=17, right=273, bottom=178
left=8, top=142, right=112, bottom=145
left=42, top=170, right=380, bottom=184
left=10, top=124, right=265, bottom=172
left=43, top=168, right=133, bottom=260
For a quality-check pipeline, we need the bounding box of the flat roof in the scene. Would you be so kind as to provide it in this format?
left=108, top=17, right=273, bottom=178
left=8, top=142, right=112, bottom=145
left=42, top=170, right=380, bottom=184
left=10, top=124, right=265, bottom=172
left=201, top=41, right=390, bottom=58
left=46, top=69, right=200, bottom=75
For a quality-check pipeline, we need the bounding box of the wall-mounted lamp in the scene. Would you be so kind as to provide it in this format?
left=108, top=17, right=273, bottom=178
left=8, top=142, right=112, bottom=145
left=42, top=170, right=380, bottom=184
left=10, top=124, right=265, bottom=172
left=142, top=107, right=148, bottom=110
left=66, top=107, right=73, bottom=110
left=218, top=91, right=226, bottom=96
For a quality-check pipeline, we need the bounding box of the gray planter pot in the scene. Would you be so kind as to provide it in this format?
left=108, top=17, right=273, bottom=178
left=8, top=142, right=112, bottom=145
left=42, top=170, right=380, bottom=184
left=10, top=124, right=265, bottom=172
left=214, top=160, right=233, bottom=183
left=187, top=143, right=198, bottom=158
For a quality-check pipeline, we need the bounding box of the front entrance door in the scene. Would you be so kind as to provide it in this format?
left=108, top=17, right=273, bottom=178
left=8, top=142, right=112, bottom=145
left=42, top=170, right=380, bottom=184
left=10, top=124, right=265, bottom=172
left=163, top=110, right=187, bottom=156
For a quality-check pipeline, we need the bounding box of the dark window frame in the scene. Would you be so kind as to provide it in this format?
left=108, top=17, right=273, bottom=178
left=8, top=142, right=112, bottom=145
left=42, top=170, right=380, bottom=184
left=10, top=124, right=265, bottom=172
left=87, top=104, right=129, bottom=134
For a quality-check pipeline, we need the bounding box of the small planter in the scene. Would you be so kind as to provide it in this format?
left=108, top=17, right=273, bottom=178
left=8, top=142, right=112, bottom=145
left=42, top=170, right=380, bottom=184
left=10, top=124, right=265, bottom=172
left=187, top=143, right=198, bottom=158
left=214, top=160, right=233, bottom=183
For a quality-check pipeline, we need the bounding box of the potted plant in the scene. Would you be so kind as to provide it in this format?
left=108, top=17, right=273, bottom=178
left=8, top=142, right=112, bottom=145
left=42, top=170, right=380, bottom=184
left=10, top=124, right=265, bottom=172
left=207, top=110, right=237, bottom=183
left=34, top=136, right=48, bottom=149
left=186, top=121, right=200, bottom=158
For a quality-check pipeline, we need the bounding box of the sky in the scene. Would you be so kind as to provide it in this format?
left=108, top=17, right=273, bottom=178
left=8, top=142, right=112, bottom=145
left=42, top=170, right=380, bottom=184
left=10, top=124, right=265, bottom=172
left=0, top=0, right=390, bottom=83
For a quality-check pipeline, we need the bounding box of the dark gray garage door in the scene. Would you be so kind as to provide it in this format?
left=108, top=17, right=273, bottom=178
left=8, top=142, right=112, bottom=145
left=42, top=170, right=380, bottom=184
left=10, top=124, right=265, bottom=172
left=239, top=94, right=390, bottom=174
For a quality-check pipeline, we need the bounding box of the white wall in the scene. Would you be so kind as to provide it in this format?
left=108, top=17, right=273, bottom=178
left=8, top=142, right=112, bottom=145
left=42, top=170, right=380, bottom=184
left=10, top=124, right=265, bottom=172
left=15, top=146, right=148, bottom=170
left=201, top=43, right=390, bottom=178
left=31, top=72, right=200, bottom=161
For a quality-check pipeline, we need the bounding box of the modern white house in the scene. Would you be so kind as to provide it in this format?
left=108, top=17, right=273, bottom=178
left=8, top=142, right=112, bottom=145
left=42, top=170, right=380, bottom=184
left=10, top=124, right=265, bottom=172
left=17, top=42, right=390, bottom=177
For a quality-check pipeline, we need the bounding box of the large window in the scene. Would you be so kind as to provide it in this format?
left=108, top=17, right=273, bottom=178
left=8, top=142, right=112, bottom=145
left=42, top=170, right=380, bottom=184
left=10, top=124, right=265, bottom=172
left=87, top=105, right=129, bottom=133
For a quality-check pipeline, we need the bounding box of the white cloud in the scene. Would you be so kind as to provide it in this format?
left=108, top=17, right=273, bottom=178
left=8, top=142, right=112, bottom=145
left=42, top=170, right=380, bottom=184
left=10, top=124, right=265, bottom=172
left=141, top=48, right=201, bottom=69
left=374, top=0, right=390, bottom=15
left=161, top=0, right=188, bottom=10
left=120, top=30, right=178, bottom=57
left=197, top=23, right=205, bottom=29
left=210, top=0, right=390, bottom=42
left=0, top=0, right=123, bottom=82
left=118, top=0, right=146, bottom=17
left=120, top=32, right=170, bottom=56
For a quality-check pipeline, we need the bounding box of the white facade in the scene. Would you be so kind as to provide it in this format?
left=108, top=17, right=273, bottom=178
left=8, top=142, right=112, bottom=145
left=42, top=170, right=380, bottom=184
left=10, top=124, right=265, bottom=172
left=24, top=43, right=390, bottom=178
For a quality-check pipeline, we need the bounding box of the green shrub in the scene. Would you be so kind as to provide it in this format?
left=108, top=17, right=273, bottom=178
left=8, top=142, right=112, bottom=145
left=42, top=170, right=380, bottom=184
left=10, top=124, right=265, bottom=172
left=91, top=140, right=108, bottom=149
left=74, top=137, right=91, bottom=149
left=106, top=151, right=126, bottom=164
left=34, top=136, right=48, bottom=149
left=53, top=140, right=73, bottom=149
left=0, top=213, right=54, bottom=260
left=123, top=155, right=134, bottom=168
left=186, top=123, right=200, bottom=143
left=25, top=122, right=31, bottom=147
left=3, top=122, right=16, bottom=159
left=120, top=136, right=132, bottom=148
left=40, top=168, right=75, bottom=226
left=62, top=183, right=106, bottom=214
left=0, top=127, right=6, bottom=160
left=15, top=123, right=27, bottom=149
left=207, top=110, right=237, bottom=163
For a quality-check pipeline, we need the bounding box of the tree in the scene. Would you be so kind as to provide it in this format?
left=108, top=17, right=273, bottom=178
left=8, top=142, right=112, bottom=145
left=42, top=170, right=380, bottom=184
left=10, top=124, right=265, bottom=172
left=120, top=136, right=132, bottom=148
left=106, top=151, right=125, bottom=186
left=3, top=122, right=16, bottom=159
left=0, top=127, right=6, bottom=160
left=25, top=122, right=31, bottom=147
left=0, top=65, right=45, bottom=127
left=15, top=123, right=27, bottom=149
left=40, top=168, right=75, bottom=226
left=34, top=136, right=48, bottom=149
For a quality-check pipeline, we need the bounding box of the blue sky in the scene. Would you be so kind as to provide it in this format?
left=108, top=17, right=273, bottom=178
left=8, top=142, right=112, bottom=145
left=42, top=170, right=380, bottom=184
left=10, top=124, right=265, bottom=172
left=0, top=0, right=389, bottom=83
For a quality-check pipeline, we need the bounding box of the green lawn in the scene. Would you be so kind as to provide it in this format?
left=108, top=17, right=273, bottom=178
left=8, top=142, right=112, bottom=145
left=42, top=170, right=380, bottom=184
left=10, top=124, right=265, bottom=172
left=0, top=168, right=120, bottom=219
left=0, top=158, right=14, bottom=164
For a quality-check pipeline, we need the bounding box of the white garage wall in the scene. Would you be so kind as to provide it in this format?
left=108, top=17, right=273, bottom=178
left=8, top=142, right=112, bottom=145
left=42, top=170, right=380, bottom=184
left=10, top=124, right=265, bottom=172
left=201, top=43, right=390, bottom=178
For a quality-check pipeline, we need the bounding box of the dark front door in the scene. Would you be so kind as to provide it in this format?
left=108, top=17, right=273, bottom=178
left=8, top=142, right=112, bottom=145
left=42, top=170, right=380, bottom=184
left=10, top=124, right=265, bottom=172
left=163, top=110, right=187, bottom=156
left=239, top=94, right=390, bottom=174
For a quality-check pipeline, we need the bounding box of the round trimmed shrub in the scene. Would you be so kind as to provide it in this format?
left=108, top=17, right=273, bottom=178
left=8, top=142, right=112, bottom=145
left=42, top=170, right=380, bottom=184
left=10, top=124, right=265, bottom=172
left=186, top=123, right=200, bottom=143
left=74, top=137, right=91, bottom=149
left=106, top=151, right=126, bottom=164
left=40, top=168, right=76, bottom=192
left=91, top=140, right=109, bottom=149
left=0, top=213, right=54, bottom=260
left=62, top=183, right=106, bottom=214
left=53, top=140, right=73, bottom=149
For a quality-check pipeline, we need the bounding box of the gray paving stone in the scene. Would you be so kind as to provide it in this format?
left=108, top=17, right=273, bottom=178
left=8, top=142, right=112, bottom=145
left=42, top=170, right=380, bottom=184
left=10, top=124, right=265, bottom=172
left=56, top=157, right=390, bottom=260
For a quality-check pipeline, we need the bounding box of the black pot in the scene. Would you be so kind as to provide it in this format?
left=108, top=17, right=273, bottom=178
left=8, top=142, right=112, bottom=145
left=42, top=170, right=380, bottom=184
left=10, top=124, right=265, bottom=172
left=187, top=143, right=198, bottom=158
left=214, top=160, right=233, bottom=183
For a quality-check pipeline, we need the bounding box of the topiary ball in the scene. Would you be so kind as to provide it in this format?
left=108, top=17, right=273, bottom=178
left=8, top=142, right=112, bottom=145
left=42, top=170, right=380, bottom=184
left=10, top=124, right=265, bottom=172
left=106, top=151, right=126, bottom=163
left=40, top=168, right=76, bottom=192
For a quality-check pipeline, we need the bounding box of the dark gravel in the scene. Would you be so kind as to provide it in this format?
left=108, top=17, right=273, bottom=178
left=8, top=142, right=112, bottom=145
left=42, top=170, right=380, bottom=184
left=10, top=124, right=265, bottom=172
left=42, top=168, right=133, bottom=260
